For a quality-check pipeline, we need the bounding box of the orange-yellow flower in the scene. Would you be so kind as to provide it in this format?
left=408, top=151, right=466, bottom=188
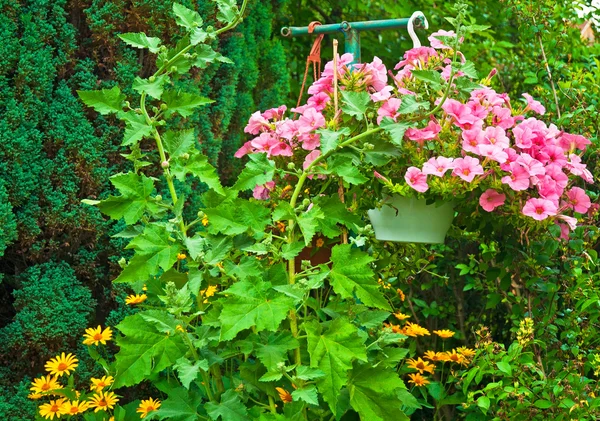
left=406, top=357, right=436, bottom=374
left=45, top=353, right=78, bottom=377
left=433, top=329, right=455, bottom=339
left=440, top=349, right=467, bottom=366
left=39, top=398, right=66, bottom=420
left=83, top=326, right=113, bottom=346
left=383, top=323, right=403, bottom=334
left=137, top=398, right=161, bottom=418
left=28, top=392, right=43, bottom=400
left=87, top=390, right=119, bottom=412
left=30, top=375, right=62, bottom=394
left=177, top=253, right=186, bottom=260
left=394, top=312, right=411, bottom=321
left=457, top=347, right=476, bottom=359
left=423, top=350, right=445, bottom=361
left=397, top=289, right=406, bottom=301
left=59, top=400, right=90, bottom=416
left=89, top=376, right=114, bottom=392
left=202, top=216, right=209, bottom=226
left=125, top=294, right=147, bottom=305
left=407, top=373, right=430, bottom=387
left=404, top=322, right=431, bottom=337
left=315, top=238, right=325, bottom=248
left=276, top=387, right=293, bottom=403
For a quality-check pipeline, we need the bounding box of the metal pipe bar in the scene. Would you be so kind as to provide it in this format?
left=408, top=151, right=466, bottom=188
left=281, top=17, right=425, bottom=37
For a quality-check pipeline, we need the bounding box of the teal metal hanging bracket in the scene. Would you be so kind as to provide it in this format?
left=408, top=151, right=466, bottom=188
left=281, top=12, right=428, bottom=65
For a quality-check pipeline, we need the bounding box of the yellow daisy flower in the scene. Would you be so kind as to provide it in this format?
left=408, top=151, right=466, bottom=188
left=125, top=294, right=147, bottom=305
left=87, top=390, right=119, bottom=412
left=276, top=387, right=293, bottom=403
left=137, top=398, right=162, bottom=419
left=404, top=322, right=431, bottom=337
left=30, top=375, right=62, bottom=394
left=397, top=289, right=406, bottom=301
left=89, top=375, right=114, bottom=392
left=28, top=392, right=43, bottom=400
left=83, top=326, right=113, bottom=346
left=59, top=400, right=90, bottom=416
left=457, top=347, right=476, bottom=359
left=199, top=285, right=218, bottom=303
left=406, top=357, right=436, bottom=374
left=394, top=312, right=411, bottom=321
left=39, top=398, right=66, bottom=420
left=423, top=350, right=445, bottom=361
left=45, top=353, right=78, bottom=377
left=407, top=373, right=430, bottom=387
left=440, top=349, right=467, bottom=366
left=433, top=329, right=455, bottom=339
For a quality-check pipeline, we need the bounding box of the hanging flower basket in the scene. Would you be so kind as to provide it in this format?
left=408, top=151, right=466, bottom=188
left=368, top=195, right=455, bottom=244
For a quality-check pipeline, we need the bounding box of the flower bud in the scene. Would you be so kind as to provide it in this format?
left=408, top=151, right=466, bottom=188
left=197, top=210, right=205, bottom=218
left=155, top=195, right=162, bottom=201
left=124, top=101, right=131, bottom=108
left=160, top=103, right=168, bottom=110
left=206, top=26, right=214, bottom=32
left=170, top=66, right=178, bottom=73
left=363, top=143, right=375, bottom=150
left=302, top=198, right=310, bottom=207
left=152, top=106, right=159, bottom=113
left=118, top=257, right=127, bottom=269
left=149, top=76, right=156, bottom=83
left=181, top=153, right=190, bottom=160
left=161, top=160, right=169, bottom=168
left=287, top=162, right=296, bottom=170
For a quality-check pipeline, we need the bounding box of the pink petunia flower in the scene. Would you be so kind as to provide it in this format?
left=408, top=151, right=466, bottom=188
left=303, top=150, right=321, bottom=171
left=307, top=92, right=331, bottom=112
left=482, top=126, right=509, bottom=148
left=452, top=156, right=484, bottom=182
left=491, top=106, right=518, bottom=130
left=394, top=47, right=438, bottom=70
left=522, top=93, right=545, bottom=115
left=565, top=187, right=592, bottom=214
left=479, top=189, right=506, bottom=212
left=377, top=98, right=402, bottom=124
left=262, top=105, right=287, bottom=121
left=516, top=153, right=545, bottom=176
left=428, top=30, right=463, bottom=50
left=477, top=144, right=508, bottom=163
left=556, top=214, right=578, bottom=231
left=269, top=142, right=293, bottom=157
left=370, top=86, right=394, bottom=102
left=422, top=156, right=454, bottom=176
left=245, top=111, right=270, bottom=135
left=501, top=162, right=530, bottom=191
left=251, top=132, right=279, bottom=155
left=253, top=181, right=275, bottom=200
left=557, top=133, right=592, bottom=152
left=405, top=120, right=442, bottom=144
left=522, top=198, right=558, bottom=220
left=275, top=119, right=299, bottom=140
left=566, top=154, right=594, bottom=183
left=299, top=133, right=320, bottom=151
left=405, top=166, right=429, bottom=192
left=461, top=125, right=485, bottom=154
left=234, top=141, right=254, bottom=158
left=442, top=98, right=481, bottom=130
left=297, top=108, right=326, bottom=134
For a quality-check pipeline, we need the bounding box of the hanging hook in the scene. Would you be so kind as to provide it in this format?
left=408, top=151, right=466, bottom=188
left=407, top=11, right=429, bottom=48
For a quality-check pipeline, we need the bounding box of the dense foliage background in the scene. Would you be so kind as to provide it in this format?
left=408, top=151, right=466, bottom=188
left=0, top=0, right=598, bottom=419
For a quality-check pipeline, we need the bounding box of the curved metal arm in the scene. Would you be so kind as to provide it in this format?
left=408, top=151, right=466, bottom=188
left=408, top=11, right=429, bottom=48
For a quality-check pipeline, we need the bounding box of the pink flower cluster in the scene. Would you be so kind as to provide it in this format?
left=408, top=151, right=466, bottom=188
left=401, top=85, right=593, bottom=231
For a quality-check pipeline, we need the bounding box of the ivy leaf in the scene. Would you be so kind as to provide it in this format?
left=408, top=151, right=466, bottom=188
left=347, top=363, right=409, bottom=421
left=204, top=199, right=270, bottom=236
left=172, top=3, right=203, bottom=30
left=77, top=86, right=125, bottom=115
left=118, top=111, right=153, bottom=146
left=305, top=318, right=367, bottom=415
left=114, top=224, right=179, bottom=284
left=163, top=90, right=214, bottom=118
left=341, top=91, right=370, bottom=120
left=154, top=387, right=203, bottom=421
left=118, top=32, right=162, bottom=53
left=193, top=45, right=233, bottom=69
left=132, top=74, right=169, bottom=100
left=398, top=95, right=430, bottom=114
left=174, top=356, right=209, bottom=389
left=94, top=172, right=155, bottom=224
left=215, top=0, right=238, bottom=24
left=232, top=153, right=276, bottom=192
left=380, top=118, right=412, bottom=147
left=171, top=151, right=224, bottom=195
left=219, top=280, right=296, bottom=341
left=292, top=385, right=319, bottom=406
left=205, top=390, right=249, bottom=421
left=113, top=313, right=187, bottom=388
left=318, top=127, right=351, bottom=156
left=254, top=332, right=299, bottom=370
left=325, top=156, right=368, bottom=185
left=330, top=244, right=390, bottom=310
left=163, top=129, right=195, bottom=158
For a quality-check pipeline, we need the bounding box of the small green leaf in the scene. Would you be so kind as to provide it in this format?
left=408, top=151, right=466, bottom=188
left=325, top=155, right=368, bottom=185
left=118, top=32, right=162, bottom=53
left=119, top=111, right=153, bottom=146
left=77, top=86, right=125, bottom=115
left=341, top=91, right=370, bottom=120
left=173, top=3, right=203, bottom=29
left=193, top=45, right=233, bottom=69
left=171, top=151, right=224, bottom=195
left=232, top=153, right=275, bottom=192
left=292, top=385, right=319, bottom=406
left=379, top=118, right=412, bottom=147
left=398, top=95, right=430, bottom=114
left=96, top=172, right=155, bottom=224
left=534, top=399, right=553, bottom=409
left=155, top=387, right=203, bottom=421
left=164, top=129, right=195, bottom=158
left=496, top=360, right=512, bottom=376
left=411, top=70, right=443, bottom=87
left=477, top=396, right=490, bottom=413
left=132, top=74, right=169, bottom=99
left=174, top=356, right=209, bottom=389
left=281, top=242, right=305, bottom=260
left=215, top=0, right=238, bottom=24
left=319, top=127, right=351, bottom=155
left=205, top=390, right=249, bottom=421
left=163, top=90, right=214, bottom=118
left=459, top=61, right=478, bottom=79
left=295, top=366, right=326, bottom=380
left=254, top=331, right=299, bottom=370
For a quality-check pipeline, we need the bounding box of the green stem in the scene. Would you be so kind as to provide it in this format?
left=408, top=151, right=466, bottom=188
left=211, top=365, right=226, bottom=397
left=268, top=396, right=277, bottom=414
left=180, top=330, right=216, bottom=402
